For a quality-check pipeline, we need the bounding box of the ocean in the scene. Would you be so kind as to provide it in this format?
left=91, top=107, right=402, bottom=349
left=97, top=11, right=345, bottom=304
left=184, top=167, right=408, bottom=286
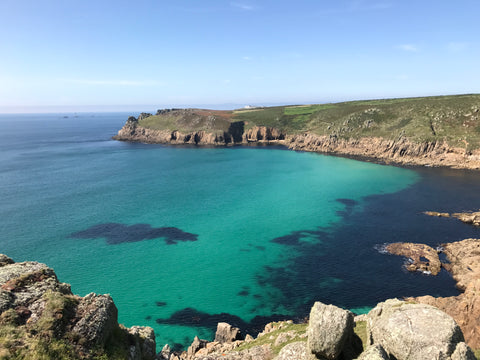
left=1, top=112, right=480, bottom=350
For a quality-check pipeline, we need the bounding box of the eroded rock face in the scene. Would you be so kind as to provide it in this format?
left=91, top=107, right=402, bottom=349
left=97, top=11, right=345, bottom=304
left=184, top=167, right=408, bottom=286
left=307, top=302, right=355, bottom=360
left=385, top=242, right=441, bottom=275
left=367, top=299, right=473, bottom=360
left=288, top=134, right=480, bottom=170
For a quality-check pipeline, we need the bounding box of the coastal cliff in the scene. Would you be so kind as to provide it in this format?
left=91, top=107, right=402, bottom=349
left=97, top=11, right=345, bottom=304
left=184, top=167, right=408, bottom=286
left=113, top=114, right=285, bottom=146
left=113, top=94, right=480, bottom=170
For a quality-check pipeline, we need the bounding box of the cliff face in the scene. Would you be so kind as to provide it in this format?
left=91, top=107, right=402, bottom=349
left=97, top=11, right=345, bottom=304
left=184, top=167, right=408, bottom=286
left=113, top=117, right=285, bottom=146
left=113, top=110, right=480, bottom=169
left=0, top=254, right=156, bottom=360
left=287, top=133, right=480, bottom=169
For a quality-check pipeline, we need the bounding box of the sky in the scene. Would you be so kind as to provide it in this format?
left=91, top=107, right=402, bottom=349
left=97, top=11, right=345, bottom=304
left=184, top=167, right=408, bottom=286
left=0, top=0, right=479, bottom=112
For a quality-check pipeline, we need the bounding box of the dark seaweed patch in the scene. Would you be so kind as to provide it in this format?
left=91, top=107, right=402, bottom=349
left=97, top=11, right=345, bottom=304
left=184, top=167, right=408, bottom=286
left=155, top=307, right=292, bottom=338
left=271, top=230, right=327, bottom=246
left=70, top=223, right=198, bottom=245
left=237, top=290, right=249, bottom=296
left=145, top=315, right=152, bottom=320
left=336, top=198, right=358, bottom=217
left=156, top=301, right=167, bottom=307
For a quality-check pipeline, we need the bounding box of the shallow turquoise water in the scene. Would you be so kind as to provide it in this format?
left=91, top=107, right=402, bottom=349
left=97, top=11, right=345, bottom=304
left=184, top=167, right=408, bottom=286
left=2, top=113, right=474, bottom=350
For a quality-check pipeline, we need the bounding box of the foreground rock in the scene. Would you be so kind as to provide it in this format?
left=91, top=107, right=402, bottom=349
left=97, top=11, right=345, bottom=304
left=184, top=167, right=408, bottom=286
left=307, top=302, right=360, bottom=359
left=167, top=299, right=474, bottom=360
left=366, top=299, right=474, bottom=360
left=0, top=255, right=155, bottom=359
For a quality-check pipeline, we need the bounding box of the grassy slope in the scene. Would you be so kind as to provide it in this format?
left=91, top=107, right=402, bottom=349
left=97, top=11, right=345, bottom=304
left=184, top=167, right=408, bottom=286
left=138, top=94, right=480, bottom=150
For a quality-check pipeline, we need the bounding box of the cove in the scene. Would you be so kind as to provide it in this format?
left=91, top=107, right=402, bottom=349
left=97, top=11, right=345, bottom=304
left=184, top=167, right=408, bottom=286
left=2, top=113, right=478, bottom=350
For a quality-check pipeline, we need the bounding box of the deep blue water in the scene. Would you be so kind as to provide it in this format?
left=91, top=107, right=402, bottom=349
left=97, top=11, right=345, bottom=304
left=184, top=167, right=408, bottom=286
left=1, top=112, right=479, bottom=350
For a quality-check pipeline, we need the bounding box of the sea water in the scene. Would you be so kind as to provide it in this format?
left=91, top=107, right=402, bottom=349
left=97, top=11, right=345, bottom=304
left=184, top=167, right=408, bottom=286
left=1, top=113, right=480, bottom=350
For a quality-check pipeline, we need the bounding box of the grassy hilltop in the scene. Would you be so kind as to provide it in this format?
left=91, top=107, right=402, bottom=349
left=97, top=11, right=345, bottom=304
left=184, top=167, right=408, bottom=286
left=139, top=94, right=480, bottom=151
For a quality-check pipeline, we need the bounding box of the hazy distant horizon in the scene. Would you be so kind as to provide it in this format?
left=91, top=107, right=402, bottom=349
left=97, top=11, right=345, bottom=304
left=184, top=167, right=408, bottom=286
left=0, top=91, right=474, bottom=114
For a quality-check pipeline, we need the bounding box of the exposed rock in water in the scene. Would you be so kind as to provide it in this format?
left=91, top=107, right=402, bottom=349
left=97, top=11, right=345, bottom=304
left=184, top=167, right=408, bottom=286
left=0, top=254, right=156, bottom=359
left=385, top=242, right=442, bottom=275
left=423, top=210, right=451, bottom=218
left=452, top=211, right=480, bottom=227
left=424, top=210, right=480, bottom=226
left=366, top=299, right=475, bottom=360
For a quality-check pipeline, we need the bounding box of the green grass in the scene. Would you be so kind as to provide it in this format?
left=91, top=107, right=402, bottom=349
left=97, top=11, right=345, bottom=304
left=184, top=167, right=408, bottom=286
left=354, top=321, right=367, bottom=350
left=134, top=94, right=480, bottom=149
left=234, top=322, right=308, bottom=355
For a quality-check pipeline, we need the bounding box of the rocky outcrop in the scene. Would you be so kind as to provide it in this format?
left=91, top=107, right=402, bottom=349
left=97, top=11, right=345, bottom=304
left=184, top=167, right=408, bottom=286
left=366, top=299, right=474, bottom=360
left=214, top=322, right=242, bottom=343
left=452, top=211, right=480, bottom=227
left=385, top=242, right=442, bottom=275
left=287, top=133, right=480, bottom=169
left=0, top=254, right=156, bottom=359
left=384, top=236, right=480, bottom=349
left=307, top=302, right=360, bottom=359
left=424, top=210, right=480, bottom=226
left=410, top=239, right=480, bottom=349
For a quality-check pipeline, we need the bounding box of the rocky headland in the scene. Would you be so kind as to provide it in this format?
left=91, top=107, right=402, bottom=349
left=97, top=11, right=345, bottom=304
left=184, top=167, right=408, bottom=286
left=113, top=95, right=480, bottom=170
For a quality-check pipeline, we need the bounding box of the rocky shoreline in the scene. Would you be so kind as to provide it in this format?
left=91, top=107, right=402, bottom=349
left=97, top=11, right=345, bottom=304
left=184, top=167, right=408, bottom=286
left=113, top=115, right=480, bottom=170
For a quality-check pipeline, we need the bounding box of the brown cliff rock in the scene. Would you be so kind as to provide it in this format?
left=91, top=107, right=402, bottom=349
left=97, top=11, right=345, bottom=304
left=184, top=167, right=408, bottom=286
left=287, top=134, right=480, bottom=169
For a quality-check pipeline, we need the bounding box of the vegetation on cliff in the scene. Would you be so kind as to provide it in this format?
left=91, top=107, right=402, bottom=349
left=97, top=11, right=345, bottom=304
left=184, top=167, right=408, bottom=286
left=135, top=94, right=480, bottom=150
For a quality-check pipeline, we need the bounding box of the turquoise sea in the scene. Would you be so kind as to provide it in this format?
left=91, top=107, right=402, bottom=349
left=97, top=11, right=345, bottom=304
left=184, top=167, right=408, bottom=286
left=1, top=112, right=480, bottom=350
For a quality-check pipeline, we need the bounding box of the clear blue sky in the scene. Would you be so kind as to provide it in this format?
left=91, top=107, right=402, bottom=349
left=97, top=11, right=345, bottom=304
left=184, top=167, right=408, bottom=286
left=1, top=0, right=479, bottom=112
